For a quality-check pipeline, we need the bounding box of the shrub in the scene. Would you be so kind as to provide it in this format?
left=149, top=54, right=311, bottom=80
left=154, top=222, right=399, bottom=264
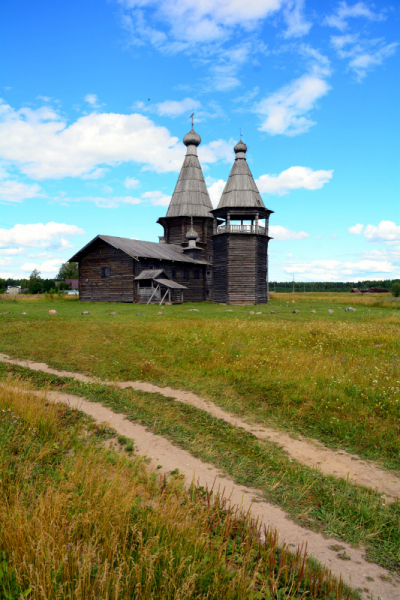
left=392, top=283, right=400, bottom=297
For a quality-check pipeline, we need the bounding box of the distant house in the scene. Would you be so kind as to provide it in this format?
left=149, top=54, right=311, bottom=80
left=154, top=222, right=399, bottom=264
left=6, top=286, right=21, bottom=294
left=65, top=279, right=79, bottom=289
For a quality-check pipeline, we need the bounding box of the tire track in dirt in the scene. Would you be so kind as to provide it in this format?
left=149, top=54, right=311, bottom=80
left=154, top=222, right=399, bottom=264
left=1, top=353, right=398, bottom=502
left=2, top=380, right=398, bottom=600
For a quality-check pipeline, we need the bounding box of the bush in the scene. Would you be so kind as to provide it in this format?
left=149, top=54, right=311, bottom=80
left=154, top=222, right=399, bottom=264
left=392, top=283, right=400, bottom=297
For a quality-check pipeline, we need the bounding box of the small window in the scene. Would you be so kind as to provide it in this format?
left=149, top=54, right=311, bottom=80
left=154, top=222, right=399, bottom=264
left=194, top=270, right=200, bottom=279
left=172, top=270, right=176, bottom=279
left=206, top=289, right=211, bottom=298
left=206, top=270, right=211, bottom=280
left=101, top=266, right=111, bottom=278
left=183, top=270, right=190, bottom=280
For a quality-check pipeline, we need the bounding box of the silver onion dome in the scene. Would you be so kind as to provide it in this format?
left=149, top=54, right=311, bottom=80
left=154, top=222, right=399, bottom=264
left=183, top=128, right=201, bottom=147
left=234, top=140, right=247, bottom=154
left=186, top=226, right=199, bottom=241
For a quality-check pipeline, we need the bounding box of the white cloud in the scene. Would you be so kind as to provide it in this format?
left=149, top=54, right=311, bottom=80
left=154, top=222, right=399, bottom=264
left=282, top=258, right=396, bottom=281
left=331, top=34, right=398, bottom=80
left=287, top=253, right=293, bottom=258
left=347, top=42, right=398, bottom=80
left=154, top=97, right=201, bottom=117
left=256, top=166, right=333, bottom=195
left=199, top=139, right=234, bottom=164
left=20, top=258, right=63, bottom=277
left=0, top=257, right=12, bottom=267
left=349, top=223, right=364, bottom=234
left=256, top=74, right=331, bottom=136
left=0, top=100, right=232, bottom=179
left=323, top=2, right=386, bottom=31
left=84, top=94, right=101, bottom=108
left=282, top=0, right=312, bottom=38
left=330, top=233, right=338, bottom=240
left=361, top=245, right=400, bottom=261
left=0, top=248, right=25, bottom=255
left=119, top=0, right=284, bottom=45
left=363, top=220, right=400, bottom=243
left=142, top=190, right=171, bottom=206
left=233, top=87, right=260, bottom=104
left=0, top=179, right=44, bottom=203
left=207, top=179, right=226, bottom=208
left=124, top=177, right=140, bottom=189
left=0, top=223, right=84, bottom=249
left=55, top=195, right=143, bottom=209
left=0, top=100, right=182, bottom=178
left=81, top=168, right=108, bottom=180
left=269, top=225, right=309, bottom=240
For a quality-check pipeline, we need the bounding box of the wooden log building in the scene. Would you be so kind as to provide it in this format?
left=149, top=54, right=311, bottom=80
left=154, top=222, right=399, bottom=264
left=69, top=127, right=273, bottom=305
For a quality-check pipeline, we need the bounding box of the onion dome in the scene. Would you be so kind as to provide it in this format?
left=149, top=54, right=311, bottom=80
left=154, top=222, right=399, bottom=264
left=183, top=128, right=201, bottom=147
left=186, top=226, right=199, bottom=241
left=234, top=140, right=247, bottom=154
left=216, top=139, right=265, bottom=210
left=164, top=126, right=213, bottom=219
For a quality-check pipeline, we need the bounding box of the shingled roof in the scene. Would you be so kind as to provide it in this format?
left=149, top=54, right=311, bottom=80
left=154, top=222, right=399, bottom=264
left=217, top=140, right=265, bottom=210
left=68, top=235, right=208, bottom=264
left=165, top=128, right=213, bottom=219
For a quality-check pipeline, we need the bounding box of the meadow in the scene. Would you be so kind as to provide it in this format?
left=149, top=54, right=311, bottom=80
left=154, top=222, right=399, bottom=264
left=0, top=292, right=399, bottom=596
left=0, top=379, right=350, bottom=599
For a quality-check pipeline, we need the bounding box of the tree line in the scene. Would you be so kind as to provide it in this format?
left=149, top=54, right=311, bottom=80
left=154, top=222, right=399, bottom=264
left=269, top=279, right=400, bottom=293
left=0, top=263, right=78, bottom=294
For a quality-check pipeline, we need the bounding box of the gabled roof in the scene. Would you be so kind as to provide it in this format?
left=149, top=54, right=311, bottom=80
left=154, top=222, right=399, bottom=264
left=165, top=128, right=213, bottom=219
left=217, top=140, right=265, bottom=210
left=68, top=235, right=208, bottom=264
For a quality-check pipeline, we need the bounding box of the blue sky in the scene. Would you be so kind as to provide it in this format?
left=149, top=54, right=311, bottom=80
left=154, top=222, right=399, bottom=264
left=0, top=0, right=399, bottom=282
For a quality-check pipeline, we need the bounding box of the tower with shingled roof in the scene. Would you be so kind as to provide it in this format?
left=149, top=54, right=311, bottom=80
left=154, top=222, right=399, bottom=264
left=211, top=140, right=273, bottom=305
left=157, top=123, right=214, bottom=299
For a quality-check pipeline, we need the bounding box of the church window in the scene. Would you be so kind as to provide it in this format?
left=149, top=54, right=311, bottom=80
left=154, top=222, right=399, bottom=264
left=194, top=270, right=200, bottom=279
left=183, top=270, right=190, bottom=280
left=172, top=270, right=176, bottom=279
left=101, top=266, right=111, bottom=278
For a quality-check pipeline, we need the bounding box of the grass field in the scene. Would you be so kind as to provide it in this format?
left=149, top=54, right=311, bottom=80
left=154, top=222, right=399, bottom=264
left=0, top=380, right=351, bottom=599
left=0, top=292, right=399, bottom=595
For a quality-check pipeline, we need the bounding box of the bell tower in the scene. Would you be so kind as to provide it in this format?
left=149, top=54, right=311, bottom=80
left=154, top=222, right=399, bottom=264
left=211, top=140, right=273, bottom=305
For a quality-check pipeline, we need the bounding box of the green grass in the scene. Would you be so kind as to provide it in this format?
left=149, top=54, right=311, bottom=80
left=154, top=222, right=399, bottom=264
left=1, top=363, right=399, bottom=575
left=0, top=379, right=354, bottom=599
left=0, top=294, right=399, bottom=471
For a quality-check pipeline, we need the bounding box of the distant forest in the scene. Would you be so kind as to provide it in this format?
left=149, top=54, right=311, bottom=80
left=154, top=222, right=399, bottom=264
left=269, top=279, right=400, bottom=293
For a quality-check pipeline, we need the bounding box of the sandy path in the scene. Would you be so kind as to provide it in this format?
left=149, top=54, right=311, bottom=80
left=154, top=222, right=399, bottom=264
left=2, top=381, right=398, bottom=600
left=1, top=352, right=399, bottom=502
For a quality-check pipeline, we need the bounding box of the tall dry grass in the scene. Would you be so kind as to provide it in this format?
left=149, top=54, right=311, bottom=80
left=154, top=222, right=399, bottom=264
left=0, top=381, right=351, bottom=599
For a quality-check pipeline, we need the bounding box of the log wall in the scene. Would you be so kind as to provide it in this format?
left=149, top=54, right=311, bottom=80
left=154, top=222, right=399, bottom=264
left=78, top=239, right=208, bottom=303
left=212, top=235, right=228, bottom=303
left=79, top=240, right=135, bottom=302
left=162, top=217, right=214, bottom=263
left=212, top=233, right=269, bottom=305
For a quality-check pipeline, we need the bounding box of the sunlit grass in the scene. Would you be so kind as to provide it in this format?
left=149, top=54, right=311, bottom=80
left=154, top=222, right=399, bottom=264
left=0, top=380, right=353, bottom=599
left=0, top=295, right=399, bottom=470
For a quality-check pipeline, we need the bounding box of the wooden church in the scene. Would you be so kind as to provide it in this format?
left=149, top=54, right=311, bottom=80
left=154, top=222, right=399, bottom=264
left=69, top=126, right=273, bottom=305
